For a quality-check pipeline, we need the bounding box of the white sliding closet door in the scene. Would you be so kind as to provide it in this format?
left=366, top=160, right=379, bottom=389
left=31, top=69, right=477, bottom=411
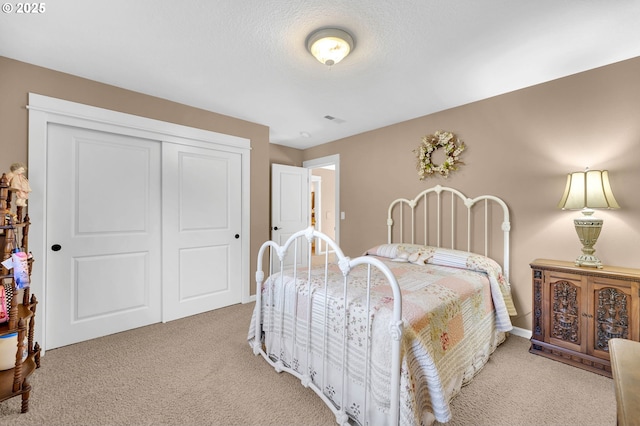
left=30, top=93, right=250, bottom=352
left=161, top=143, right=243, bottom=322
left=46, top=124, right=162, bottom=349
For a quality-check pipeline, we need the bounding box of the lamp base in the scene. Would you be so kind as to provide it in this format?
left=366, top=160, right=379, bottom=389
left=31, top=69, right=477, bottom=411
left=573, top=210, right=604, bottom=269
left=574, top=254, right=603, bottom=269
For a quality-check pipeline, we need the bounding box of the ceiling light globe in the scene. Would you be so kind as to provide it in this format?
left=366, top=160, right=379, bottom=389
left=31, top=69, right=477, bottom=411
left=306, top=28, right=354, bottom=66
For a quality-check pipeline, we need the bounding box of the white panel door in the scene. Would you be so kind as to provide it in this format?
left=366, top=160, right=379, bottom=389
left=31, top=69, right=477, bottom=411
left=162, top=143, right=242, bottom=322
left=271, top=164, right=310, bottom=268
left=46, top=124, right=162, bottom=349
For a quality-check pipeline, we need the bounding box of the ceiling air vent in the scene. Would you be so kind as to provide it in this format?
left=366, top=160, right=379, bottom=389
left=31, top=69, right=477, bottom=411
left=324, top=115, right=346, bottom=124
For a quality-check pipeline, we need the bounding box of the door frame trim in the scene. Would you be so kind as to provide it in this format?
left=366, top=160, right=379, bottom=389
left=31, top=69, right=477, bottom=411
left=310, top=175, right=322, bottom=254
left=28, top=93, right=251, bottom=352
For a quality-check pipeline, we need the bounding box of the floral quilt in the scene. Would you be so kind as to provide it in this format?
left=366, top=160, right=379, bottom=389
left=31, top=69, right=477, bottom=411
left=248, top=244, right=516, bottom=425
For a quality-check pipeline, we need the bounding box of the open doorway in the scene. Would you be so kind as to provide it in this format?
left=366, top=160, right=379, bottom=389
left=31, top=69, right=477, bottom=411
left=309, top=168, right=335, bottom=254
left=303, top=154, right=339, bottom=248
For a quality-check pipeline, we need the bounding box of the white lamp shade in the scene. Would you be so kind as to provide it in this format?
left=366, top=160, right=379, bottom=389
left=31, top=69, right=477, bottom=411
left=306, top=28, right=354, bottom=66
left=558, top=169, right=620, bottom=210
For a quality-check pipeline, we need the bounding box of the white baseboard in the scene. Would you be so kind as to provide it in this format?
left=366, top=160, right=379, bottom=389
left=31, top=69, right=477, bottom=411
left=509, top=326, right=532, bottom=339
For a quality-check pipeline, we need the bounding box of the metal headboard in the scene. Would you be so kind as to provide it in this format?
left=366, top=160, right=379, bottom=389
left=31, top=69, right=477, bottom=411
left=386, top=185, right=511, bottom=281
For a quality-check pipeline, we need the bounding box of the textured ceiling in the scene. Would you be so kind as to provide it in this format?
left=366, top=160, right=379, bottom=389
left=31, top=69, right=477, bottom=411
left=2, top=0, right=640, bottom=149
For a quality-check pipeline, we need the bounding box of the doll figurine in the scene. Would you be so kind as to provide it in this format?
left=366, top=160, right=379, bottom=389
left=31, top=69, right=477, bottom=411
left=6, top=162, right=31, bottom=207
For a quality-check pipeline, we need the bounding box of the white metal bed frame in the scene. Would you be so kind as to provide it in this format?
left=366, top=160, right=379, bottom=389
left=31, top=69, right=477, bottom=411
left=251, top=186, right=511, bottom=425
left=387, top=184, right=511, bottom=281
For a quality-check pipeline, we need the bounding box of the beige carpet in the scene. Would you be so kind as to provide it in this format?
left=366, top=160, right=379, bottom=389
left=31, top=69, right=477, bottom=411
left=0, top=302, right=616, bottom=425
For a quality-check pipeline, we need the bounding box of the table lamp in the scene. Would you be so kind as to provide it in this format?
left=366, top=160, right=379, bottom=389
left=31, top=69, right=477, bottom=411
left=557, top=168, right=620, bottom=269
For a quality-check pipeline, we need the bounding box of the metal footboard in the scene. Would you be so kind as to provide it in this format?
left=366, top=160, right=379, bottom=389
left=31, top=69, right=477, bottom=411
left=251, top=227, right=403, bottom=425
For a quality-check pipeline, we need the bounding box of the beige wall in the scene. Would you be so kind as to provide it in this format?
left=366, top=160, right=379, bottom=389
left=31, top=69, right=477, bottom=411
left=269, top=143, right=304, bottom=167
left=303, top=56, right=640, bottom=331
left=4, top=55, right=640, bottom=332
left=0, top=56, right=271, bottom=295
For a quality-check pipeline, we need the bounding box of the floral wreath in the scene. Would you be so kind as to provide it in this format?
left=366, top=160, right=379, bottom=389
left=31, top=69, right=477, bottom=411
left=414, top=130, right=466, bottom=179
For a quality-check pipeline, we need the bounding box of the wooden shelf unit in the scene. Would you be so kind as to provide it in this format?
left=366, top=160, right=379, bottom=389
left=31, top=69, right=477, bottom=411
left=0, top=173, right=41, bottom=413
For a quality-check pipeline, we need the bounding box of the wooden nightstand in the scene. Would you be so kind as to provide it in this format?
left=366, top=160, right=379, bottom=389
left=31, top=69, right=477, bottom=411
left=530, top=259, right=640, bottom=377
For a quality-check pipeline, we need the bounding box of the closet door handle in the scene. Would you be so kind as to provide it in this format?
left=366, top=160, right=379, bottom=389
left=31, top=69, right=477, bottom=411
left=51, top=244, right=62, bottom=251
left=235, top=234, right=240, bottom=239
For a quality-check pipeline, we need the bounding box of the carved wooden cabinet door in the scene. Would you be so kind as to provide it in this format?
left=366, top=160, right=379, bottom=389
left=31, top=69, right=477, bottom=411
left=531, top=259, right=640, bottom=377
left=587, top=276, right=639, bottom=360
left=544, top=270, right=588, bottom=354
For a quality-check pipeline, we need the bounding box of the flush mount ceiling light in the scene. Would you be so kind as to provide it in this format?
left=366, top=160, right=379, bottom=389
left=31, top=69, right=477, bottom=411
left=306, top=28, right=354, bottom=66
